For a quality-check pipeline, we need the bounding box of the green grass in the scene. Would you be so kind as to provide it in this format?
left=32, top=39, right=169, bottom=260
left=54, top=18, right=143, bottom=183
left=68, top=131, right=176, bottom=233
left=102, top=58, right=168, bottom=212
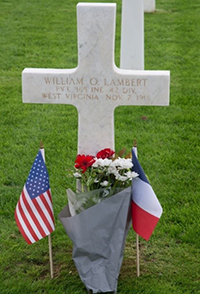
left=0, top=0, right=200, bottom=293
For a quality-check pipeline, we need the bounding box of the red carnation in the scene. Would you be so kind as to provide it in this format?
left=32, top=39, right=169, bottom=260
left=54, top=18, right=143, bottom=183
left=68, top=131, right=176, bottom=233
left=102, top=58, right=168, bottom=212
left=96, top=148, right=115, bottom=159
left=75, top=154, right=95, bottom=173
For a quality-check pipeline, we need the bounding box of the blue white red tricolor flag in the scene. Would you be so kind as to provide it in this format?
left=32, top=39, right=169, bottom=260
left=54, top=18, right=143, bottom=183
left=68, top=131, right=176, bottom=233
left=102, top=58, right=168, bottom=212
left=131, top=147, right=162, bottom=240
left=15, top=150, right=55, bottom=244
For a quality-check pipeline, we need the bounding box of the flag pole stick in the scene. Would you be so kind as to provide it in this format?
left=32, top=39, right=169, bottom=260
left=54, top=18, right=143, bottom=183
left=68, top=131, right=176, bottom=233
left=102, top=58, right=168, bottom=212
left=40, top=141, right=54, bottom=279
left=133, top=139, right=140, bottom=277
left=136, top=233, right=140, bottom=277
left=48, top=233, right=54, bottom=279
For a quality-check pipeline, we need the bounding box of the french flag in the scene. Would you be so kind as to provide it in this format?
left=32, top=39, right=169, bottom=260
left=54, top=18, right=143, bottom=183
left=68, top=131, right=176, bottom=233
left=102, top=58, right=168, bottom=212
left=131, top=148, right=163, bottom=240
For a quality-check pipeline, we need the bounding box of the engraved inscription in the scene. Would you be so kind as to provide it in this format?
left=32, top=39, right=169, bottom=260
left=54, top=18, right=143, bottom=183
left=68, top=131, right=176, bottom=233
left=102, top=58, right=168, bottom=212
left=42, top=93, right=61, bottom=99
left=104, top=78, right=147, bottom=87
left=41, top=76, right=149, bottom=103
left=106, top=94, right=122, bottom=101
left=65, top=94, right=99, bottom=100
left=44, top=77, right=84, bottom=85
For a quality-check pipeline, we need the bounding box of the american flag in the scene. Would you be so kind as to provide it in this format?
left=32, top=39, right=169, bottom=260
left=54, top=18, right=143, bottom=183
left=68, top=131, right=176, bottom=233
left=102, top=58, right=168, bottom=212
left=15, top=150, right=55, bottom=244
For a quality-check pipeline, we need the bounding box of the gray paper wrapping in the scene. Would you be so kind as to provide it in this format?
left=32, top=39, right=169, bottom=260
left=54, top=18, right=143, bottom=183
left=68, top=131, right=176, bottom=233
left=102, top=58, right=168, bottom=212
left=59, top=187, right=131, bottom=293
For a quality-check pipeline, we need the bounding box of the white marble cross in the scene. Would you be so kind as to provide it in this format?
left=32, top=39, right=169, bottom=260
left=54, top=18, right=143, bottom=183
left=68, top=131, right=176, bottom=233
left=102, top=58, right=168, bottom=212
left=120, top=0, right=144, bottom=70
left=144, top=0, right=156, bottom=12
left=22, top=3, right=169, bottom=156
left=120, top=0, right=157, bottom=70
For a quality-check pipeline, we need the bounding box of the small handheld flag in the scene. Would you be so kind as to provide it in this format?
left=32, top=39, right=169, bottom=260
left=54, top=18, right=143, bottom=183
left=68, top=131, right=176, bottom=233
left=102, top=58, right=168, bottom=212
left=131, top=148, right=162, bottom=240
left=15, top=150, right=55, bottom=244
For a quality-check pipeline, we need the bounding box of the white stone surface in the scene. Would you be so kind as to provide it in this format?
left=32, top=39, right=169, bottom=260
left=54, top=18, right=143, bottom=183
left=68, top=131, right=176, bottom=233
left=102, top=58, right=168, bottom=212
left=120, top=0, right=144, bottom=70
left=22, top=3, right=169, bottom=156
left=144, top=0, right=156, bottom=12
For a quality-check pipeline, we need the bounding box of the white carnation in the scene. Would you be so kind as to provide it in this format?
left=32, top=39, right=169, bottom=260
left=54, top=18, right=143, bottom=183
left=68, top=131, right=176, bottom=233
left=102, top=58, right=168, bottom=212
left=107, top=165, right=118, bottom=176
left=100, top=180, right=109, bottom=187
left=125, top=171, right=139, bottom=179
left=111, top=158, right=133, bottom=170
left=115, top=174, right=128, bottom=182
left=92, top=158, right=112, bottom=168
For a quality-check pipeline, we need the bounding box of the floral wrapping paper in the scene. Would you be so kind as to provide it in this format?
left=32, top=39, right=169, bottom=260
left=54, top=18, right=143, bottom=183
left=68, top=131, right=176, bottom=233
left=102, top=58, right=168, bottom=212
left=59, top=187, right=132, bottom=293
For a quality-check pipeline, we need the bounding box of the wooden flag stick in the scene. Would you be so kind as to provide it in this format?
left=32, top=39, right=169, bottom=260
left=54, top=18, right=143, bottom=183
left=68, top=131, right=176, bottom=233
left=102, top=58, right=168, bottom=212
left=40, top=141, right=54, bottom=279
left=48, top=233, right=54, bottom=279
left=136, top=233, right=140, bottom=277
left=133, top=139, right=140, bottom=277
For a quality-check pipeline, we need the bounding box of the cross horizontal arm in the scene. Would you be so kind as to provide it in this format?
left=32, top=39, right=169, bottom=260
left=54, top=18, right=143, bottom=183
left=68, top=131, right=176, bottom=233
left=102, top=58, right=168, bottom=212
left=22, top=68, right=170, bottom=107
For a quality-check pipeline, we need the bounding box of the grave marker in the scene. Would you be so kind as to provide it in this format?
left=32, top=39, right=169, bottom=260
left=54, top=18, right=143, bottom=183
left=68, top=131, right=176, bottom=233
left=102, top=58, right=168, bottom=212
left=120, top=0, right=144, bottom=70
left=22, top=3, right=169, bottom=156
left=144, top=0, right=156, bottom=13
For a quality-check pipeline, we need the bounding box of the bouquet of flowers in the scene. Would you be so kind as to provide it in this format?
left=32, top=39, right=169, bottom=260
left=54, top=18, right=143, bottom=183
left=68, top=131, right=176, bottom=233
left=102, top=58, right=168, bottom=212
left=59, top=148, right=138, bottom=293
left=67, top=148, right=138, bottom=215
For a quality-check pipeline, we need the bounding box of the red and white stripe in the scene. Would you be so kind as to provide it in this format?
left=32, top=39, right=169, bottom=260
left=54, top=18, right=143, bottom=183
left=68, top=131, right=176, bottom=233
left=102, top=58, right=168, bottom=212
left=132, top=177, right=162, bottom=240
left=131, top=147, right=163, bottom=240
left=15, top=186, right=55, bottom=245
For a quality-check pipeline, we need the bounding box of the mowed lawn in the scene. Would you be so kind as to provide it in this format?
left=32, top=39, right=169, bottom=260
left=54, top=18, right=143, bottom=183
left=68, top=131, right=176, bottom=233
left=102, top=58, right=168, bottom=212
left=0, top=0, right=200, bottom=293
